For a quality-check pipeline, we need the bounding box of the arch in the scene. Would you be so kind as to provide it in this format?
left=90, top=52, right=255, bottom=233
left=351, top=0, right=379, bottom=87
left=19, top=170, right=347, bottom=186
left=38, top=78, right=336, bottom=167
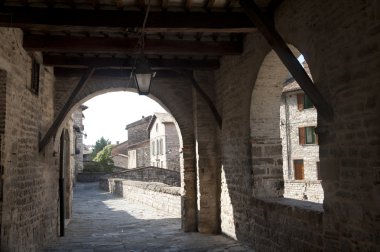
left=250, top=49, right=290, bottom=198
left=250, top=45, right=324, bottom=203
left=52, top=72, right=197, bottom=231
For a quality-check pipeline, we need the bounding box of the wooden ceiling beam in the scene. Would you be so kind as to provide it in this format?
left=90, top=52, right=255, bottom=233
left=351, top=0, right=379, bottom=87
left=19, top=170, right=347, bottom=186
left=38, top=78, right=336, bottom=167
left=43, top=55, right=220, bottom=69
left=54, top=67, right=181, bottom=79
left=24, top=35, right=242, bottom=56
left=0, top=6, right=256, bottom=33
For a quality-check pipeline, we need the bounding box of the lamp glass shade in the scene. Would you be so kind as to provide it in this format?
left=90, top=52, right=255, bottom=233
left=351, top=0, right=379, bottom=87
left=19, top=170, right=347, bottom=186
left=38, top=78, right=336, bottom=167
left=134, top=56, right=154, bottom=95
left=135, top=73, right=152, bottom=95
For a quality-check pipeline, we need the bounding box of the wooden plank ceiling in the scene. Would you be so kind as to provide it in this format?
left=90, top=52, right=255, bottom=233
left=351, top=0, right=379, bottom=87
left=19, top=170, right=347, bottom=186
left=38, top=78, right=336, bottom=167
left=0, top=0, right=274, bottom=71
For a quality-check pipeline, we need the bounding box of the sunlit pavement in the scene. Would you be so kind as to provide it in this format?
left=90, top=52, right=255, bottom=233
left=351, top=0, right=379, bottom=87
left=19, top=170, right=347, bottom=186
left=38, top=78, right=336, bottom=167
left=44, top=182, right=254, bottom=252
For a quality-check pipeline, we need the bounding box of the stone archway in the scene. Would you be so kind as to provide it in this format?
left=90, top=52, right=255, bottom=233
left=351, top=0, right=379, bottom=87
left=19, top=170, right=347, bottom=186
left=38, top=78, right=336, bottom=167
left=53, top=71, right=198, bottom=232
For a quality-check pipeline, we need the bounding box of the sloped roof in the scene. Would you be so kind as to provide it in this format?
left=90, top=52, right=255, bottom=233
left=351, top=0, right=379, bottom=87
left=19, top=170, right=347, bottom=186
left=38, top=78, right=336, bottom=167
left=125, top=115, right=153, bottom=130
left=282, top=79, right=302, bottom=93
left=147, top=113, right=176, bottom=132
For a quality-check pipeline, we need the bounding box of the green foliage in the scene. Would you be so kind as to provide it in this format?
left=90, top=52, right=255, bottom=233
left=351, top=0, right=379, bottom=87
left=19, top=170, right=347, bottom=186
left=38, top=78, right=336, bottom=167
left=93, top=144, right=114, bottom=172
left=91, top=137, right=111, bottom=160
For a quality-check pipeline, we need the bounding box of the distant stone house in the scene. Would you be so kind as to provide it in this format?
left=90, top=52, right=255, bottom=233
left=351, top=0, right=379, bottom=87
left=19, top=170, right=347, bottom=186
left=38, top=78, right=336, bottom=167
left=280, top=76, right=324, bottom=203
left=72, top=105, right=88, bottom=175
left=148, top=113, right=180, bottom=172
left=125, top=116, right=152, bottom=168
left=111, top=140, right=128, bottom=169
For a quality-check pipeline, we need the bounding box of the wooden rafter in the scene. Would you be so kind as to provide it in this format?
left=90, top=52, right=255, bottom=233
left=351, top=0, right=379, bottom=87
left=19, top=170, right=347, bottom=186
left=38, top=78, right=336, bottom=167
left=267, top=0, right=284, bottom=13
left=0, top=6, right=256, bottom=33
left=39, top=67, right=95, bottom=152
left=91, top=0, right=100, bottom=9
left=240, top=0, right=334, bottom=121
left=185, top=0, right=192, bottom=10
left=24, top=35, right=242, bottom=56
left=206, top=0, right=215, bottom=9
left=43, top=55, right=220, bottom=69
left=115, top=0, right=124, bottom=10
left=161, top=0, right=168, bottom=10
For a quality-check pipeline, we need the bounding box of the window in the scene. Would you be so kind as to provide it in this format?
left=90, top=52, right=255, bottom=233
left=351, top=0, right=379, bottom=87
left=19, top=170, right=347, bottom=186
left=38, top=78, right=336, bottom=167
left=156, top=140, right=159, bottom=155
left=299, top=126, right=318, bottom=145
left=152, top=142, right=155, bottom=155
left=316, top=161, right=321, bottom=180
left=294, top=160, right=304, bottom=180
left=297, top=93, right=313, bottom=110
left=156, top=123, right=158, bottom=132
left=31, top=58, right=40, bottom=95
left=161, top=161, right=164, bottom=168
left=159, top=139, right=163, bottom=155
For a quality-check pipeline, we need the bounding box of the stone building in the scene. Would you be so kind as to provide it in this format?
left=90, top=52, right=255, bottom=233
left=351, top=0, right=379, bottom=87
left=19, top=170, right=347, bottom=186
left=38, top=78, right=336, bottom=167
left=0, top=1, right=378, bottom=251
left=280, top=78, right=323, bottom=203
left=111, top=140, right=128, bottom=169
left=148, top=113, right=180, bottom=171
left=72, top=105, right=87, bottom=175
left=125, top=116, right=152, bottom=168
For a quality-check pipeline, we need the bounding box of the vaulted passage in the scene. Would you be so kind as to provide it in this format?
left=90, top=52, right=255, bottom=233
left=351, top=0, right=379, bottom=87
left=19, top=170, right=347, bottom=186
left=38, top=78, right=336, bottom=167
left=44, top=183, right=252, bottom=251
left=0, top=0, right=379, bottom=251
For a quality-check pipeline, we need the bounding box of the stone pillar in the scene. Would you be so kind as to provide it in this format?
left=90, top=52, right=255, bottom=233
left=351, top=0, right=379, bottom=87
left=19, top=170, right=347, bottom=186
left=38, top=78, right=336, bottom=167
left=193, top=71, right=221, bottom=234
left=181, top=143, right=197, bottom=232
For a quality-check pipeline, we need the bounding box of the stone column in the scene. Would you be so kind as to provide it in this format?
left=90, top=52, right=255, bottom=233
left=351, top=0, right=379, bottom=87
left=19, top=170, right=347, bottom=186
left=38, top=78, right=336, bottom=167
left=181, top=142, right=197, bottom=232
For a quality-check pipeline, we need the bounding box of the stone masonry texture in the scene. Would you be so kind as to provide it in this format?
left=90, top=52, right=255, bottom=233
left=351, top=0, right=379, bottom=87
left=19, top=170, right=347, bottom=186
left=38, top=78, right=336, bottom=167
left=0, top=1, right=379, bottom=251
left=280, top=89, right=323, bottom=203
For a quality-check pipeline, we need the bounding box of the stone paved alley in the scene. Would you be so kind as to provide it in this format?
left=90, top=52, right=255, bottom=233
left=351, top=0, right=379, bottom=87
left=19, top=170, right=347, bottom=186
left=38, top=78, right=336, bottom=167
left=44, top=183, right=253, bottom=251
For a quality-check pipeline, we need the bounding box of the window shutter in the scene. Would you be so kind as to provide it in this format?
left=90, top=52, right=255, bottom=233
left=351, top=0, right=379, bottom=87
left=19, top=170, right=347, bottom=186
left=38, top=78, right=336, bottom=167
left=294, top=160, right=304, bottom=180
left=297, top=93, right=304, bottom=110
left=299, top=127, right=306, bottom=145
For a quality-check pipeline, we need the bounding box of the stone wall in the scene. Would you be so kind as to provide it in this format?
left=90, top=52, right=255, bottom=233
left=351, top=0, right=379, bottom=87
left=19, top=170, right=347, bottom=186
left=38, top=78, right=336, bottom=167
left=165, top=123, right=181, bottom=172
left=109, top=166, right=180, bottom=186
left=111, top=140, right=128, bottom=156
left=77, top=172, right=108, bottom=182
left=0, top=69, right=6, bottom=248
left=112, top=154, right=128, bottom=169
left=100, top=178, right=180, bottom=215
left=72, top=108, right=85, bottom=174
left=136, top=143, right=150, bottom=168
left=284, top=180, right=324, bottom=203
left=0, top=28, right=59, bottom=251
left=213, top=1, right=380, bottom=250
left=126, top=116, right=151, bottom=146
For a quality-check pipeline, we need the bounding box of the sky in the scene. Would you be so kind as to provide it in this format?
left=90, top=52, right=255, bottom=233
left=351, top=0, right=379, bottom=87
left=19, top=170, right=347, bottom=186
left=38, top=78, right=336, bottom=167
left=82, top=92, right=166, bottom=146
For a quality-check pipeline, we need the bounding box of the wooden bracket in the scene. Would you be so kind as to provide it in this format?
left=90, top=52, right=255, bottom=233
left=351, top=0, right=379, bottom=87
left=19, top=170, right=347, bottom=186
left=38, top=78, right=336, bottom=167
left=240, top=0, right=334, bottom=122
left=181, top=71, right=222, bottom=129
left=39, top=67, right=95, bottom=152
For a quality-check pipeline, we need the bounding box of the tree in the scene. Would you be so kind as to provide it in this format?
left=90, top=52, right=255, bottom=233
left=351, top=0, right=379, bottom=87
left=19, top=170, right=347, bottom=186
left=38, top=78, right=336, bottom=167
left=93, top=144, right=114, bottom=172
left=91, top=137, right=111, bottom=160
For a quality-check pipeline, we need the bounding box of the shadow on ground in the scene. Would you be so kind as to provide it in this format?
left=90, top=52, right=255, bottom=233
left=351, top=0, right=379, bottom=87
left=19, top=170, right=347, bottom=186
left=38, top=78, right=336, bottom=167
left=43, top=182, right=253, bottom=252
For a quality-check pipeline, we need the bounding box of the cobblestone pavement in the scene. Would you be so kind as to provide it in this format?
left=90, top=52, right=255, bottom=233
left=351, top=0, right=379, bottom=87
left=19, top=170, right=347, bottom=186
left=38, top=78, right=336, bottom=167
left=44, top=183, right=254, bottom=252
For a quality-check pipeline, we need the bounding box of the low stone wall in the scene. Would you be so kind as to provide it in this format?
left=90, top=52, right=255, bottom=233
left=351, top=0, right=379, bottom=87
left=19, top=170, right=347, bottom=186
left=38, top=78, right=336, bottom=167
left=99, top=178, right=181, bottom=215
left=77, top=172, right=108, bottom=182
left=284, top=180, right=324, bottom=203
left=250, top=198, right=323, bottom=251
left=110, top=166, right=180, bottom=186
